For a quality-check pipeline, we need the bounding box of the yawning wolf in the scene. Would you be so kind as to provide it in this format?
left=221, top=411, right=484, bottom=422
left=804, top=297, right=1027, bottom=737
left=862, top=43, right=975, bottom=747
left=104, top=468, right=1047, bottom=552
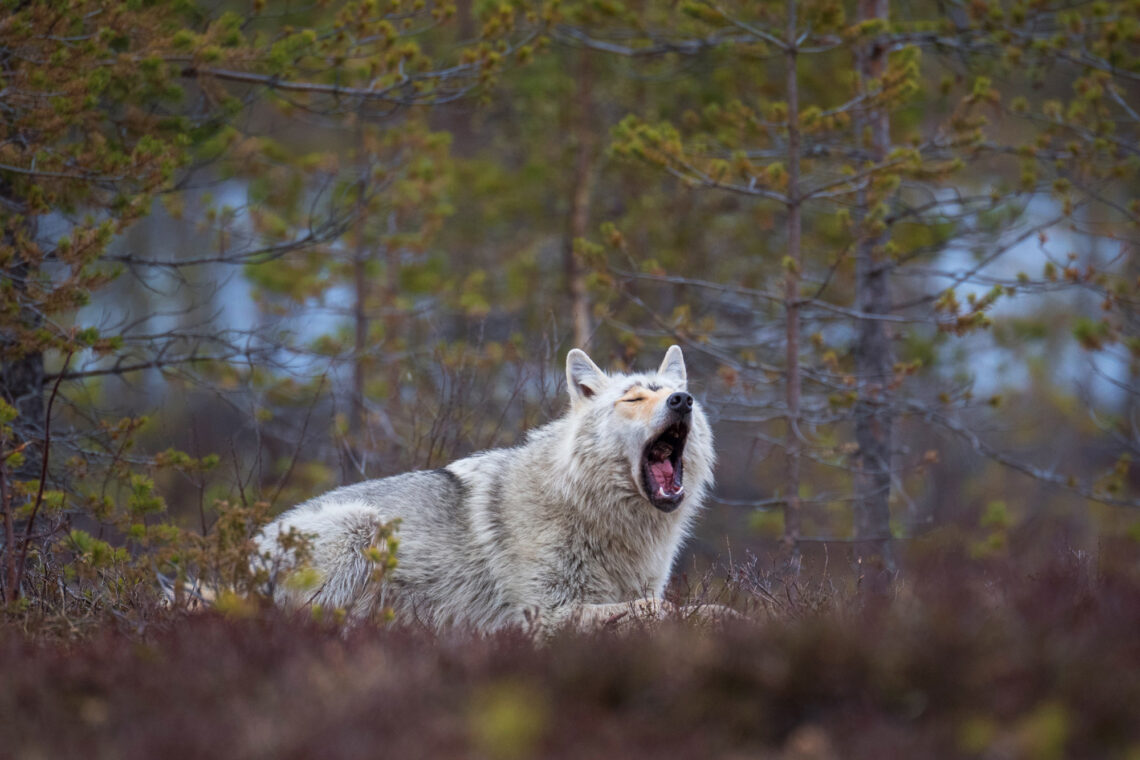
left=256, top=345, right=716, bottom=633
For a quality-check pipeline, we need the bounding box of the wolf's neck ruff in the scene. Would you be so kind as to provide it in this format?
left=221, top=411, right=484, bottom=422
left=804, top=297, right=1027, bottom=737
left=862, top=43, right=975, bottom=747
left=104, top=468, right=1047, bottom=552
left=256, top=345, right=716, bottom=634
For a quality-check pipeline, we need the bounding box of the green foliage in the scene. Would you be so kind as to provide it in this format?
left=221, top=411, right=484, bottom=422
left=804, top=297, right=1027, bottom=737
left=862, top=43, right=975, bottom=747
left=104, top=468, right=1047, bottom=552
left=0, top=0, right=525, bottom=617
left=1073, top=317, right=1114, bottom=350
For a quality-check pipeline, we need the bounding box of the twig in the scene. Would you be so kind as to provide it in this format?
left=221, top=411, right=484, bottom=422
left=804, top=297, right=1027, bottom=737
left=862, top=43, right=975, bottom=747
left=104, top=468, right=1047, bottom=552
left=14, top=351, right=72, bottom=600
left=269, top=374, right=328, bottom=509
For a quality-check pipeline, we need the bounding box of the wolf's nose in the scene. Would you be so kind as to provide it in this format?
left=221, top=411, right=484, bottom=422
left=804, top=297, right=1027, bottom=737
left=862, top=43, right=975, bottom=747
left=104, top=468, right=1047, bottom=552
left=667, top=392, right=693, bottom=415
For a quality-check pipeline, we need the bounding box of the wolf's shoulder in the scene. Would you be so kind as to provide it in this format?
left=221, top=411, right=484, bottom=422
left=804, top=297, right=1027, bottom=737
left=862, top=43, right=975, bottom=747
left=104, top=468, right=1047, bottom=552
left=442, top=447, right=515, bottom=488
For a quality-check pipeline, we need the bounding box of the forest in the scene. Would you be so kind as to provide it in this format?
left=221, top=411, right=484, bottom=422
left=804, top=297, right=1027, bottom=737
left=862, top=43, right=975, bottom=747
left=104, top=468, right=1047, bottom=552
left=2, top=0, right=1140, bottom=756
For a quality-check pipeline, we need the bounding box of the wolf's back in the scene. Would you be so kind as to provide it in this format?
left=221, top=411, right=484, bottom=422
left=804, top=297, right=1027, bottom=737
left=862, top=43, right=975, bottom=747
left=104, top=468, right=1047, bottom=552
left=256, top=464, right=516, bottom=628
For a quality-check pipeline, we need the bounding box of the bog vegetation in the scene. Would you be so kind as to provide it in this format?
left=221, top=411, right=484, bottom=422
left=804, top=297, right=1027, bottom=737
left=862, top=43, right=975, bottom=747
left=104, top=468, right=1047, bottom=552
left=2, top=0, right=1140, bottom=755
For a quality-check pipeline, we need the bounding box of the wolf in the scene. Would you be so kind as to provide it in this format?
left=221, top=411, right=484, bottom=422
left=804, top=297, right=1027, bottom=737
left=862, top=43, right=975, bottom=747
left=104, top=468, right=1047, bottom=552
left=255, top=345, right=716, bottom=633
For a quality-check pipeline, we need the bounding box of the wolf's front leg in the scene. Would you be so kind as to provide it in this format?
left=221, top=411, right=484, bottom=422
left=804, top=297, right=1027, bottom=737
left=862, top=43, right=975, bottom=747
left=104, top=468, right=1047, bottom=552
left=528, top=598, right=673, bottom=636
left=574, top=598, right=675, bottom=629
left=584, top=600, right=744, bottom=627
left=531, top=598, right=743, bottom=637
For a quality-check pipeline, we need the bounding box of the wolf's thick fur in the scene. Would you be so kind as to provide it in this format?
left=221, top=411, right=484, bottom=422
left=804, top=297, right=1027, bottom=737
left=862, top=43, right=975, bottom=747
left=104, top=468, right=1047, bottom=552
left=256, top=346, right=715, bottom=633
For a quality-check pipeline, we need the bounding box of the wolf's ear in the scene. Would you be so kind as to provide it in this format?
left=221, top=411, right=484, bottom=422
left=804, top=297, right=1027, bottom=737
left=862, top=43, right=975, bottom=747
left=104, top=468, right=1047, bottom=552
left=566, top=349, right=608, bottom=404
left=657, top=345, right=687, bottom=387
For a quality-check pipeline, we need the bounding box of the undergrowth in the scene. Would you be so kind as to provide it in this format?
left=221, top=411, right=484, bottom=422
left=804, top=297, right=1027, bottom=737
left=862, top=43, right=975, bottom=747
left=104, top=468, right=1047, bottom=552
left=3, top=539, right=1139, bottom=759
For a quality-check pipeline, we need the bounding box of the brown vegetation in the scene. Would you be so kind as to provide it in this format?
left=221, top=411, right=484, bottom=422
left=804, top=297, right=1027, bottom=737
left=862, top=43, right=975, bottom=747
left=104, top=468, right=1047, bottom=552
left=3, top=545, right=1138, bottom=759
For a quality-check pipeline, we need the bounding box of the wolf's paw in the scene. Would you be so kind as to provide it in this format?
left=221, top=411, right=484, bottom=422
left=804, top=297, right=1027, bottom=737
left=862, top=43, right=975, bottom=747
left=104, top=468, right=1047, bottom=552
left=616, top=597, right=676, bottom=622
left=578, top=598, right=684, bottom=632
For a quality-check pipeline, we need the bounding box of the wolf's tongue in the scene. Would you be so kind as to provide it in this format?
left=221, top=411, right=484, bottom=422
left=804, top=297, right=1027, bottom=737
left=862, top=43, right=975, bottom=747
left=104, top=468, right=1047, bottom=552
left=649, top=459, right=677, bottom=493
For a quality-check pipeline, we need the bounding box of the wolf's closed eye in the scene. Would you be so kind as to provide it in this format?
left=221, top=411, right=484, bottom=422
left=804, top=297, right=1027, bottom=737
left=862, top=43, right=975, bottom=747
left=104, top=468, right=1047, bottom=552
left=622, top=397, right=646, bottom=403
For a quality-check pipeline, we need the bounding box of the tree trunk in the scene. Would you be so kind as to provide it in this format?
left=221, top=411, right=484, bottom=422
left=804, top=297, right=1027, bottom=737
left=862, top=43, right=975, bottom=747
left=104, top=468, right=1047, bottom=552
left=781, top=0, right=803, bottom=566
left=0, top=337, right=45, bottom=473
left=1, top=220, right=45, bottom=479
left=853, top=0, right=896, bottom=582
left=348, top=123, right=371, bottom=483
left=382, top=212, right=403, bottom=464
left=350, top=235, right=369, bottom=479
left=0, top=206, right=43, bottom=601
left=565, top=49, right=595, bottom=350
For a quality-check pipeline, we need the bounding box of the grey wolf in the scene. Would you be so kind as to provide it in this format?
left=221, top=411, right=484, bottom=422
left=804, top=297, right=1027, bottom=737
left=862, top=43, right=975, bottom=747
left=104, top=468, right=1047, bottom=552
left=255, top=345, right=716, bottom=633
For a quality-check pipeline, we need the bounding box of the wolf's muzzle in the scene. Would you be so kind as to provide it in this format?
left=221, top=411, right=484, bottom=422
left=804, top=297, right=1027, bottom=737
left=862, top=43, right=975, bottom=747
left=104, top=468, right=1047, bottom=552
left=667, top=392, right=693, bottom=416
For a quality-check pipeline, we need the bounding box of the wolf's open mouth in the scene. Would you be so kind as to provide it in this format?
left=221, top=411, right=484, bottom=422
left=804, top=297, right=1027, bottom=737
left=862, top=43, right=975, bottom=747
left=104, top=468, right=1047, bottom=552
left=642, top=421, right=689, bottom=512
